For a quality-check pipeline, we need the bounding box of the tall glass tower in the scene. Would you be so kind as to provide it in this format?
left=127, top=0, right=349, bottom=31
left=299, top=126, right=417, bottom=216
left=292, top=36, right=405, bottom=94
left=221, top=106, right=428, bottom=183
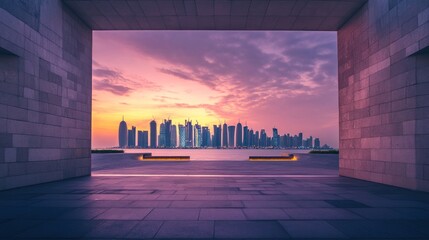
left=236, top=122, right=242, bottom=147
left=150, top=120, right=157, bottom=148
left=118, top=116, right=128, bottom=148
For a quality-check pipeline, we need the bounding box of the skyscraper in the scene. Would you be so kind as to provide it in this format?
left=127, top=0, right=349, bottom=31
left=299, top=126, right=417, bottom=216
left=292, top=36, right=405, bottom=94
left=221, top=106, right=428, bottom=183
left=178, top=124, right=185, bottom=148
left=170, top=124, right=177, bottom=148
left=202, top=126, right=209, bottom=147
left=128, top=126, right=136, bottom=147
left=118, top=116, right=128, bottom=148
left=222, top=122, right=228, bottom=148
left=298, top=132, right=303, bottom=147
left=213, top=124, right=221, bottom=148
left=185, top=120, right=193, bottom=147
left=243, top=125, right=249, bottom=147
left=159, top=123, right=165, bottom=147
left=150, top=120, right=157, bottom=148
left=194, top=123, right=201, bottom=147
left=314, top=138, right=320, bottom=148
left=137, top=130, right=143, bottom=148
left=228, top=125, right=235, bottom=148
left=260, top=129, right=267, bottom=147
left=255, top=130, right=259, bottom=147
left=272, top=128, right=279, bottom=148
left=163, top=119, right=172, bottom=148
left=142, top=131, right=149, bottom=148
left=236, top=122, right=242, bottom=147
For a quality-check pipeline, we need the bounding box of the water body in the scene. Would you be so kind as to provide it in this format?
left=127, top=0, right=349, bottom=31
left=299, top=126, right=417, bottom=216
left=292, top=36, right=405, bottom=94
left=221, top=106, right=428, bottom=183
left=124, top=149, right=310, bottom=161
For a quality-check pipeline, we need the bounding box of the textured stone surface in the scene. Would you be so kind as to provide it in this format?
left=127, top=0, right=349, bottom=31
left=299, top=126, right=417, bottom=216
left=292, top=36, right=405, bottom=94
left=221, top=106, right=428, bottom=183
left=1, top=0, right=429, bottom=193
left=0, top=1, right=91, bottom=190
left=63, top=0, right=367, bottom=31
left=338, top=0, right=429, bottom=191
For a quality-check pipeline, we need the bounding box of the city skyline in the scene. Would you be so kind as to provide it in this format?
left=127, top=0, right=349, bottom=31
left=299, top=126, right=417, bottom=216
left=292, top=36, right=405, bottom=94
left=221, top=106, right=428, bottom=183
left=92, top=31, right=339, bottom=148
left=116, top=117, right=327, bottom=150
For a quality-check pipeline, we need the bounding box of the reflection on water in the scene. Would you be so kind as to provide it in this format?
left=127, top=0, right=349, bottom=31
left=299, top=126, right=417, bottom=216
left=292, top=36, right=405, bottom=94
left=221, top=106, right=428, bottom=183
left=124, top=149, right=309, bottom=161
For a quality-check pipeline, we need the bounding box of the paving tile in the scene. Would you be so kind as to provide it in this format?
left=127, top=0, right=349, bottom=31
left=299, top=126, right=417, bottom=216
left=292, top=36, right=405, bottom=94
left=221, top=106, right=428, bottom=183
left=0, top=219, right=42, bottom=238
left=349, top=208, right=406, bottom=219
left=243, top=208, right=290, bottom=220
left=199, top=208, right=246, bottom=220
left=157, top=194, right=187, bottom=200
left=156, top=220, right=214, bottom=238
left=17, top=220, right=95, bottom=238
left=129, top=200, right=171, bottom=207
left=145, top=208, right=200, bottom=220
left=280, top=220, right=347, bottom=238
left=215, top=220, right=289, bottom=238
left=325, top=199, right=370, bottom=208
left=95, top=208, right=152, bottom=220
left=30, top=199, right=90, bottom=207
left=328, top=220, right=428, bottom=239
left=283, top=208, right=362, bottom=219
left=296, top=200, right=334, bottom=208
left=84, top=194, right=126, bottom=200
left=121, top=194, right=160, bottom=200
left=186, top=195, right=229, bottom=200
left=58, top=207, right=107, bottom=219
left=243, top=200, right=299, bottom=208
left=20, top=207, right=72, bottom=219
left=170, top=200, right=244, bottom=208
left=84, top=200, right=134, bottom=208
left=126, top=220, right=163, bottom=239
left=85, top=220, right=139, bottom=238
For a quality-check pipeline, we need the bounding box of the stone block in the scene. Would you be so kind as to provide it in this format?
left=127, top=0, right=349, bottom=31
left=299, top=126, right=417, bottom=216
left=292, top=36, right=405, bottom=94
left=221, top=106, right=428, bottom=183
left=4, top=148, right=16, bottom=162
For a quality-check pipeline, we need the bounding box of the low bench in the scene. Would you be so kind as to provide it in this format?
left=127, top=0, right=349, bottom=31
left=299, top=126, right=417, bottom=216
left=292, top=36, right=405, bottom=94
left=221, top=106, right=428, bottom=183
left=249, top=154, right=297, bottom=161
left=140, top=155, right=190, bottom=161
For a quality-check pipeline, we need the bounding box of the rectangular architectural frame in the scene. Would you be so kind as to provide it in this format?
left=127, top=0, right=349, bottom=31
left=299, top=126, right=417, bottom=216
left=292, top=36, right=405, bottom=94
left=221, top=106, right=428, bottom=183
left=0, top=0, right=429, bottom=191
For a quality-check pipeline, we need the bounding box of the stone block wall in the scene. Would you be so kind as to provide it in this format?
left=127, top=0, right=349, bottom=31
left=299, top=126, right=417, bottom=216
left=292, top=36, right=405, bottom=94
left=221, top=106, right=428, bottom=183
left=338, top=0, right=429, bottom=191
left=0, top=0, right=92, bottom=190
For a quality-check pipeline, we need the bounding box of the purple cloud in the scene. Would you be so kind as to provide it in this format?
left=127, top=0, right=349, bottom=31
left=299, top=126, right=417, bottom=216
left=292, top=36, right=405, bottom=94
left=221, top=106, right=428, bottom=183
left=93, top=64, right=160, bottom=96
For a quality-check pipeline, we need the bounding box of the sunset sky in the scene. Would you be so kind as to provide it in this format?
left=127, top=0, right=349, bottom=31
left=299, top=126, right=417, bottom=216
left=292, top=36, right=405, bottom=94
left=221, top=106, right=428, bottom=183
left=92, top=31, right=339, bottom=148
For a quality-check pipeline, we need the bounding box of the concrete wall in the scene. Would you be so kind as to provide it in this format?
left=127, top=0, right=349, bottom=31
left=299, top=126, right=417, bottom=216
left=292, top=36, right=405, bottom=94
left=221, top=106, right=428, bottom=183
left=338, top=0, right=429, bottom=191
left=0, top=0, right=92, bottom=190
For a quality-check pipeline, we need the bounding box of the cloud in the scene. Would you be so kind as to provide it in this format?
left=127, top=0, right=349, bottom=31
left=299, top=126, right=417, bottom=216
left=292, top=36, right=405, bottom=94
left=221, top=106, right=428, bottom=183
left=94, top=79, right=133, bottom=95
left=108, top=31, right=337, bottom=116
left=92, top=64, right=160, bottom=96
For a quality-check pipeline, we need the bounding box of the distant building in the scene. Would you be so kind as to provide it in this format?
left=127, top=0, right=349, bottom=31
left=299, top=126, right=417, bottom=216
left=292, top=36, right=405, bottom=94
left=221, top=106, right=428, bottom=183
left=236, top=122, right=242, bottom=147
left=298, top=132, right=303, bottom=147
left=260, top=129, right=267, bottom=147
left=272, top=128, right=279, bottom=148
left=185, top=120, right=193, bottom=147
left=159, top=123, right=165, bottom=147
left=150, top=120, right=157, bottom=148
left=254, top=130, right=259, bottom=147
left=228, top=125, right=235, bottom=148
left=178, top=124, right=185, bottom=147
left=202, top=126, right=210, bottom=147
left=164, top=119, right=172, bottom=148
left=127, top=126, right=136, bottom=147
left=170, top=124, right=177, bottom=147
left=243, top=125, right=249, bottom=147
left=118, top=117, right=128, bottom=148
left=138, top=130, right=143, bottom=148
left=142, top=131, right=149, bottom=148
left=222, top=122, right=228, bottom=148
left=250, top=129, right=255, bottom=147
left=314, top=138, right=320, bottom=148
left=213, top=124, right=221, bottom=148
left=194, top=123, right=201, bottom=147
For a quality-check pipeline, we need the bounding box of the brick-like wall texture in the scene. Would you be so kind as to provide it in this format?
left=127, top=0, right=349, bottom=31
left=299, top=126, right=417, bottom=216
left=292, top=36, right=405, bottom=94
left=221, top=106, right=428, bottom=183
left=338, top=0, right=429, bottom=191
left=0, top=0, right=91, bottom=190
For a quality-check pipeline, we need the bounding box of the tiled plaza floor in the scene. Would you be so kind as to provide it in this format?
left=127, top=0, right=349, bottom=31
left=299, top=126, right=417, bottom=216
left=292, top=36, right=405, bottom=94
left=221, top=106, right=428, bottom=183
left=1, top=154, right=429, bottom=239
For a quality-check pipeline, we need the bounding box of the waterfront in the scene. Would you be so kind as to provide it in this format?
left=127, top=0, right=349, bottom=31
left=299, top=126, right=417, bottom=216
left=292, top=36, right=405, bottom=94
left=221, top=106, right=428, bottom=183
left=123, top=149, right=311, bottom=161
